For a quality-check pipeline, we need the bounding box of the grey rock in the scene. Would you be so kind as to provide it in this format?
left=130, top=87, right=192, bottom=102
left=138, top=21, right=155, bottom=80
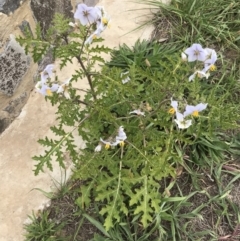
left=19, top=20, right=33, bottom=37
left=0, top=110, right=10, bottom=134
left=30, top=0, right=73, bottom=86
left=0, top=92, right=27, bottom=134
left=4, top=92, right=27, bottom=114
left=0, top=0, right=23, bottom=14
left=37, top=49, right=54, bottom=72
left=0, top=35, right=30, bottom=96
left=30, top=0, right=73, bottom=35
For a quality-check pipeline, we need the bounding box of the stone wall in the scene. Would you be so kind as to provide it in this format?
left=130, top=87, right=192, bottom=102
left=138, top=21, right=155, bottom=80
left=0, top=0, right=38, bottom=134
left=0, top=0, right=23, bottom=14
left=30, top=0, right=73, bottom=35
left=0, top=0, right=73, bottom=134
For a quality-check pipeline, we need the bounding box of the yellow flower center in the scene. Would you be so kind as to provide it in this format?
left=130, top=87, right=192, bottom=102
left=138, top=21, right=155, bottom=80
left=102, top=17, right=108, bottom=25
left=92, top=34, right=97, bottom=40
left=119, top=141, right=125, bottom=147
left=46, top=89, right=53, bottom=96
left=192, top=111, right=199, bottom=117
left=105, top=143, right=110, bottom=150
left=209, top=65, right=216, bottom=71
left=168, top=108, right=175, bottom=114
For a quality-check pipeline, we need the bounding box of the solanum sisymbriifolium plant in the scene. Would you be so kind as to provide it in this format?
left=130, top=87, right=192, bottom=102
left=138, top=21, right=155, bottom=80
left=17, top=3, right=240, bottom=231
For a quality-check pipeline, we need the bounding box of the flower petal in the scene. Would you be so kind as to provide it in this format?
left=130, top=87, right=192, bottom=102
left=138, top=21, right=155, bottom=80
left=196, top=103, right=208, bottom=112
left=184, top=105, right=195, bottom=117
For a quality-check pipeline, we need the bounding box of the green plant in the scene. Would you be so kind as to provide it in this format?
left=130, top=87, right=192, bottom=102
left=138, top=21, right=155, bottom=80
left=138, top=0, right=240, bottom=51
left=24, top=211, right=67, bottom=241
left=31, top=168, right=70, bottom=200
left=18, top=2, right=240, bottom=239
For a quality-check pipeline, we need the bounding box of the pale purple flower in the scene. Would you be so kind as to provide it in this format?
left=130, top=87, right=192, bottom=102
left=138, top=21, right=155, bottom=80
left=202, top=64, right=213, bottom=73
left=184, top=44, right=207, bottom=62
left=204, top=48, right=217, bottom=65
left=57, top=78, right=71, bottom=99
left=129, top=109, right=145, bottom=116
left=85, top=35, right=94, bottom=45
left=74, top=3, right=99, bottom=25
left=41, top=64, right=55, bottom=82
left=84, top=29, right=101, bottom=45
left=189, top=70, right=209, bottom=81
left=43, top=64, right=54, bottom=76
left=184, top=103, right=208, bottom=117
left=95, top=6, right=105, bottom=19
left=35, top=82, right=59, bottom=96
left=174, top=112, right=192, bottom=129
left=169, top=98, right=178, bottom=114
left=116, top=126, right=127, bottom=141
left=96, top=14, right=111, bottom=31
left=171, top=98, right=178, bottom=111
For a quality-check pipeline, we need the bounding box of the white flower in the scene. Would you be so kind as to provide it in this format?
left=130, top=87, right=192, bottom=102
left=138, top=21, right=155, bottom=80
left=57, top=78, right=71, bottom=99
left=95, top=6, right=106, bottom=19
left=41, top=64, right=55, bottom=82
left=168, top=98, right=178, bottom=114
left=116, top=126, right=127, bottom=141
left=97, top=14, right=111, bottom=32
left=183, top=103, right=208, bottom=117
left=121, top=71, right=130, bottom=84
left=110, top=126, right=127, bottom=147
left=129, top=109, right=145, bottom=116
left=181, top=52, right=187, bottom=61
left=85, top=34, right=95, bottom=45
left=189, top=70, right=209, bottom=81
left=100, top=138, right=112, bottom=149
left=202, top=63, right=217, bottom=73
left=95, top=6, right=110, bottom=29
left=74, top=3, right=99, bottom=26
left=84, top=29, right=101, bottom=45
left=204, top=48, right=217, bottom=65
left=94, top=144, right=102, bottom=152
left=98, top=126, right=127, bottom=150
left=184, top=43, right=207, bottom=62
left=174, top=112, right=192, bottom=129
left=43, top=64, right=54, bottom=76
left=35, top=82, right=59, bottom=96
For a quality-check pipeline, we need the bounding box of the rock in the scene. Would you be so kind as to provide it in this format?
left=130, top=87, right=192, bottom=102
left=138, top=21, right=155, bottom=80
left=30, top=0, right=73, bottom=35
left=4, top=91, right=28, bottom=114
left=0, top=0, right=98, bottom=134
left=0, top=34, right=32, bottom=133
left=0, top=1, right=38, bottom=134
left=0, top=110, right=10, bottom=133
left=0, top=0, right=76, bottom=134
left=19, top=20, right=33, bottom=37
left=0, top=35, right=30, bottom=96
left=0, top=0, right=23, bottom=14
left=37, top=49, right=54, bottom=72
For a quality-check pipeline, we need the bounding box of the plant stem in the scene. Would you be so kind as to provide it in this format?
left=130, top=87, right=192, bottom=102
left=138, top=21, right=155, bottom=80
left=149, top=98, right=169, bottom=117
left=76, top=55, right=97, bottom=101
left=75, top=25, right=97, bottom=100
left=75, top=99, right=89, bottom=106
